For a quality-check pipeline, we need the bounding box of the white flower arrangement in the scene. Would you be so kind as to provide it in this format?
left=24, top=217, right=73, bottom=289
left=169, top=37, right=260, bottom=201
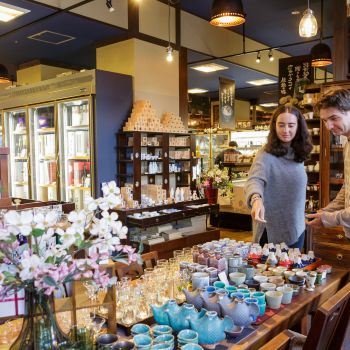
left=0, top=181, right=139, bottom=297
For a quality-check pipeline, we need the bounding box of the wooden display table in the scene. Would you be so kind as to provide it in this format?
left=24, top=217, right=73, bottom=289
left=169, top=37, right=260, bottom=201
left=223, top=267, right=349, bottom=349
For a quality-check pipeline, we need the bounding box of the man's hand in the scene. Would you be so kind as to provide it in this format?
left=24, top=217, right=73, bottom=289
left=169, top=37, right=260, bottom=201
left=305, top=211, right=324, bottom=228
left=251, top=198, right=267, bottom=223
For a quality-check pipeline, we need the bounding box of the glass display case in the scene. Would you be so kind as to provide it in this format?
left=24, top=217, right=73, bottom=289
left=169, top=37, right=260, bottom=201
left=58, top=98, right=91, bottom=209
left=212, top=133, right=230, bottom=165
left=4, top=109, right=29, bottom=198
left=29, top=104, right=57, bottom=201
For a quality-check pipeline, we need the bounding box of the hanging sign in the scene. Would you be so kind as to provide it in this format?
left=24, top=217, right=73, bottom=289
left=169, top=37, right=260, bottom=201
left=278, top=55, right=313, bottom=101
left=219, top=77, right=235, bottom=129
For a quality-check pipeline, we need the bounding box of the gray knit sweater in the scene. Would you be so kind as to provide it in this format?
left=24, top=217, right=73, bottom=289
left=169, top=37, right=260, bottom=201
left=244, top=148, right=307, bottom=245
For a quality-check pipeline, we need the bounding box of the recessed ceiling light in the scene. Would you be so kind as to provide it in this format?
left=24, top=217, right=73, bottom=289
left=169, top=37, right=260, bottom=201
left=291, top=10, right=300, bottom=15
left=260, top=102, right=278, bottom=107
left=0, top=2, right=30, bottom=22
left=190, top=63, right=229, bottom=73
left=246, top=79, right=277, bottom=86
left=188, top=88, right=209, bottom=94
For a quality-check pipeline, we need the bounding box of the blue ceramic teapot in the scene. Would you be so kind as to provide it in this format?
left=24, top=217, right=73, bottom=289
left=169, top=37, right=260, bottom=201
left=189, top=310, right=233, bottom=346
left=202, top=289, right=231, bottom=317
left=151, top=299, right=180, bottom=325
left=166, top=303, right=206, bottom=333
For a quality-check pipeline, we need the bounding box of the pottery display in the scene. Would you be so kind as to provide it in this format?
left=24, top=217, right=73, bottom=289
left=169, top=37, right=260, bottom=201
left=151, top=300, right=180, bottom=326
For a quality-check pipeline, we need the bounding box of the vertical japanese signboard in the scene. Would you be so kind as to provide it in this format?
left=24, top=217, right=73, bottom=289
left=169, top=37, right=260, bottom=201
left=279, top=55, right=313, bottom=101
left=219, top=77, right=235, bottom=129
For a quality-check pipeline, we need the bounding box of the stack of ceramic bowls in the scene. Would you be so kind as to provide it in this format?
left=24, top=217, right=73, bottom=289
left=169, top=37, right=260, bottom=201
left=153, top=334, right=175, bottom=350
left=177, top=330, right=199, bottom=347
left=133, top=334, right=153, bottom=350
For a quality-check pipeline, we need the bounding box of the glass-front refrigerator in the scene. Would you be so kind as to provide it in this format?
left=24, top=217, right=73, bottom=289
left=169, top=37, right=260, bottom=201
left=5, top=109, right=29, bottom=198
left=58, top=98, right=91, bottom=210
left=29, top=104, right=57, bottom=201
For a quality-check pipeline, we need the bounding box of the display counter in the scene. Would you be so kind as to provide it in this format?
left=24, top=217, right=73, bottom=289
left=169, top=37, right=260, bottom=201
left=114, top=199, right=220, bottom=259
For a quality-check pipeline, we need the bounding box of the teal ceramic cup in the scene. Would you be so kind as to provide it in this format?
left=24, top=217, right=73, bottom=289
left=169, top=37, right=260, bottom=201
left=258, top=302, right=266, bottom=316
left=131, top=323, right=151, bottom=336
left=152, top=325, right=173, bottom=337
left=237, top=288, right=250, bottom=298
left=213, top=281, right=226, bottom=289
left=133, top=334, right=153, bottom=350
left=181, top=344, right=204, bottom=350
left=154, top=334, right=175, bottom=346
left=252, top=291, right=266, bottom=305
left=225, top=286, right=237, bottom=294
left=178, top=330, right=199, bottom=345
left=152, top=344, right=173, bottom=350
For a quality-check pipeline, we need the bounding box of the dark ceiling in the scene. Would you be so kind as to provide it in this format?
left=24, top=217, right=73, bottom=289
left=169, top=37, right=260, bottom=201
left=0, top=0, right=334, bottom=103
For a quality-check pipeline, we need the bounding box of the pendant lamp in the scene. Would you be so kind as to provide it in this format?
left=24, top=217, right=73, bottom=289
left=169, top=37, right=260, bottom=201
left=210, top=0, right=245, bottom=27
left=0, top=64, right=10, bottom=84
left=311, top=42, right=332, bottom=67
left=310, top=0, right=332, bottom=67
left=299, top=0, right=318, bottom=38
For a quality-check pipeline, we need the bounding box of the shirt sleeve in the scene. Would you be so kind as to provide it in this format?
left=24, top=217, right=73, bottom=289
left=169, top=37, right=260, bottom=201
left=244, top=151, right=269, bottom=208
left=322, top=185, right=345, bottom=213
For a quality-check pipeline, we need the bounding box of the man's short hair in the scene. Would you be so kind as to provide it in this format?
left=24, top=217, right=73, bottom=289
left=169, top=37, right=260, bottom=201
left=229, top=141, right=238, bottom=147
left=316, top=87, right=350, bottom=113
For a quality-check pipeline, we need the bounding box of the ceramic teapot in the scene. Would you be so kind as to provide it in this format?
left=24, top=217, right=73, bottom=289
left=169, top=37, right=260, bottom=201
left=189, top=310, right=233, bottom=346
left=219, top=297, right=259, bottom=327
left=151, top=299, right=180, bottom=325
left=202, top=289, right=231, bottom=317
left=182, top=288, right=204, bottom=310
left=166, top=303, right=206, bottom=333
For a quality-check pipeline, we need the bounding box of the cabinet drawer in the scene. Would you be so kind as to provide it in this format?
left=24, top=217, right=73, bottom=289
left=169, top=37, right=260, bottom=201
left=313, top=242, right=350, bottom=267
left=312, top=231, right=349, bottom=244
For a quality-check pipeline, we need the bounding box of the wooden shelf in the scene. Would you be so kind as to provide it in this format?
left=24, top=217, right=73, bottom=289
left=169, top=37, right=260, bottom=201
left=330, top=147, right=343, bottom=153
left=37, top=127, right=55, bottom=134
left=330, top=178, right=344, bottom=185
left=67, top=156, right=90, bottom=160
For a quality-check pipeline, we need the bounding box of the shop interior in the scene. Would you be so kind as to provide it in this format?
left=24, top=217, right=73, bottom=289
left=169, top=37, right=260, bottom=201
left=0, top=1, right=348, bottom=349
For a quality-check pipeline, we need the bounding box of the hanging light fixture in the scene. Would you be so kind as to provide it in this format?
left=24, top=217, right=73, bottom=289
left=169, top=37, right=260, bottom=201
left=268, top=49, right=274, bottom=62
left=311, top=42, right=332, bottom=67
left=0, top=64, right=10, bottom=84
left=299, top=0, right=317, bottom=37
left=165, top=0, right=173, bottom=62
left=310, top=0, right=332, bottom=67
left=255, top=51, right=261, bottom=63
left=210, top=0, right=245, bottom=27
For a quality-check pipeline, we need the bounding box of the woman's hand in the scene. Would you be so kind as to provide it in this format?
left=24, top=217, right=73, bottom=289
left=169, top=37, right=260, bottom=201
left=305, top=211, right=324, bottom=228
left=251, top=198, right=267, bottom=223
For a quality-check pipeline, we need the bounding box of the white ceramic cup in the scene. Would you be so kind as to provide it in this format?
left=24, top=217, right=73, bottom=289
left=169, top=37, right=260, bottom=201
left=265, top=291, right=283, bottom=309
left=277, top=286, right=293, bottom=304
left=191, top=272, right=209, bottom=290
left=260, top=282, right=276, bottom=292
left=229, top=272, right=246, bottom=286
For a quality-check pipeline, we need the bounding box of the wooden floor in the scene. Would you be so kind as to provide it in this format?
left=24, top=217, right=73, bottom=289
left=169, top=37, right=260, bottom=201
left=218, top=227, right=252, bottom=242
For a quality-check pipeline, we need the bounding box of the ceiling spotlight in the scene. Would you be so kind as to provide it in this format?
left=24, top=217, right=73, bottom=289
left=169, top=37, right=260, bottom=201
left=106, top=0, right=114, bottom=12
left=299, top=0, right=317, bottom=37
left=166, top=45, right=173, bottom=62
left=256, top=51, right=261, bottom=63
left=210, top=0, right=245, bottom=27
left=268, top=49, right=274, bottom=62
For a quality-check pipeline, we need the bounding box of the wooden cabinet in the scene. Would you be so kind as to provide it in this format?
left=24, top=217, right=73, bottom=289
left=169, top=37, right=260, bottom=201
left=307, top=226, right=350, bottom=268
left=117, top=132, right=196, bottom=202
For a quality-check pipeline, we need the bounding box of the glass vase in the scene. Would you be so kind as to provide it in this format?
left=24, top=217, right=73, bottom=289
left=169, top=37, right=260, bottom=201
left=10, top=289, right=72, bottom=350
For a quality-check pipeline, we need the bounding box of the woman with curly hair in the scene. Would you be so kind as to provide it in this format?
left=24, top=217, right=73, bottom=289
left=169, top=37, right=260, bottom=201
left=244, top=105, right=313, bottom=248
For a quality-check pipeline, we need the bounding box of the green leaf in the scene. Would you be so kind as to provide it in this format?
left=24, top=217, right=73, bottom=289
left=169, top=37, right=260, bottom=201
left=2, top=271, right=14, bottom=278
left=45, top=256, right=55, bottom=264
left=5, top=235, right=17, bottom=244
left=77, top=241, right=92, bottom=250
left=43, top=276, right=57, bottom=287
left=111, top=256, right=129, bottom=265
left=32, top=228, right=44, bottom=238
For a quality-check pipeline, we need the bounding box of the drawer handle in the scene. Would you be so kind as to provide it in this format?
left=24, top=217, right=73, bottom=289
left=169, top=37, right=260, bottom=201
left=337, top=234, right=344, bottom=240
left=337, top=253, right=343, bottom=260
